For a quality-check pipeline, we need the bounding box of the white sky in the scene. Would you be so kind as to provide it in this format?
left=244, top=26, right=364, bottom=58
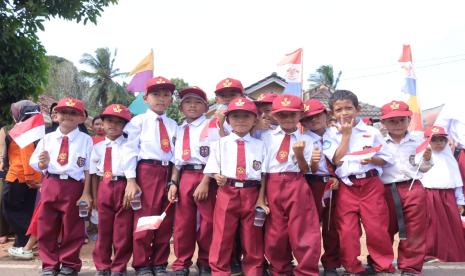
left=38, top=0, right=465, bottom=110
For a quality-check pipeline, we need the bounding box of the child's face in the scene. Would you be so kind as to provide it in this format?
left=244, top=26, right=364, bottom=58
left=430, top=135, right=448, bottom=152
left=144, top=89, right=173, bottom=114
left=331, top=99, right=360, bottom=125
left=300, top=112, right=327, bottom=132
left=272, top=111, right=302, bottom=132
left=92, top=118, right=105, bottom=136
left=257, top=103, right=277, bottom=125
left=180, top=97, right=206, bottom=120
left=227, top=110, right=257, bottom=136
left=215, top=89, right=242, bottom=105
left=103, top=116, right=126, bottom=140
left=57, top=108, right=84, bottom=131
left=381, top=116, right=410, bottom=138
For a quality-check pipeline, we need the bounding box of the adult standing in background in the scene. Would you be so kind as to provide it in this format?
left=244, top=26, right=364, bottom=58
left=0, top=124, right=11, bottom=244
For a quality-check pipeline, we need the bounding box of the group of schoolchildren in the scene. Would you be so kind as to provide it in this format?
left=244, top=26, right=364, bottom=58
left=7, top=75, right=465, bottom=276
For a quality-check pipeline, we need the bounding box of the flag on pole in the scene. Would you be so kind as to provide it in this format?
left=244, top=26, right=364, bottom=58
left=127, top=50, right=154, bottom=93
left=135, top=202, right=172, bottom=233
left=278, top=48, right=303, bottom=97
left=399, top=45, right=422, bottom=131
left=341, top=145, right=383, bottom=162
left=9, top=114, right=45, bottom=148
left=321, top=179, right=333, bottom=207
left=128, top=93, right=148, bottom=115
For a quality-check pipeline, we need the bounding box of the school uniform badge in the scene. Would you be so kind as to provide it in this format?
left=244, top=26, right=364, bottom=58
left=253, top=160, right=262, bottom=171
left=322, top=140, right=331, bottom=150
left=76, top=157, right=86, bottom=167
left=200, top=146, right=210, bottom=157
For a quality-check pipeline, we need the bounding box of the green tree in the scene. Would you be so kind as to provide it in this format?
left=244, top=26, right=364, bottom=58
left=79, top=47, right=127, bottom=113
left=166, top=78, right=189, bottom=123
left=308, top=65, right=342, bottom=91
left=0, top=0, right=118, bottom=124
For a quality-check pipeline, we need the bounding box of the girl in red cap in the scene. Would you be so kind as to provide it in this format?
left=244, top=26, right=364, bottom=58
left=90, top=104, right=136, bottom=276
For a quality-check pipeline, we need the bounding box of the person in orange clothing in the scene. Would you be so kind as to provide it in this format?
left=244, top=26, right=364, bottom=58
left=3, top=100, right=42, bottom=256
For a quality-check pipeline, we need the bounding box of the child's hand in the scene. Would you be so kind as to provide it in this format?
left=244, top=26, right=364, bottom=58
left=167, top=185, right=178, bottom=203
left=38, top=151, right=50, bottom=169
left=329, top=177, right=339, bottom=190
left=123, top=181, right=141, bottom=209
left=292, top=141, right=306, bottom=156
left=26, top=180, right=41, bottom=189
left=76, top=192, right=93, bottom=212
left=337, top=116, right=354, bottom=137
left=215, top=110, right=226, bottom=127
left=256, top=197, right=270, bottom=215
left=193, top=181, right=209, bottom=202
left=311, top=145, right=321, bottom=165
left=360, top=157, right=373, bottom=165
left=214, top=174, right=227, bottom=186
left=458, top=205, right=464, bottom=215
left=423, top=147, right=432, bottom=161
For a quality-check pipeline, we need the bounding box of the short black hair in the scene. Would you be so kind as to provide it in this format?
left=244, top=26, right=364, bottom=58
left=328, top=90, right=359, bottom=110
left=92, top=115, right=102, bottom=125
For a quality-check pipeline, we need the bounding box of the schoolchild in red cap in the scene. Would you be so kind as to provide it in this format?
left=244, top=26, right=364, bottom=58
left=421, top=126, right=465, bottom=262
left=379, top=100, right=433, bottom=274
left=122, top=76, right=177, bottom=275
left=261, top=95, right=321, bottom=275
left=252, top=93, right=279, bottom=139
left=89, top=104, right=135, bottom=275
left=29, top=97, right=93, bottom=276
left=300, top=99, right=341, bottom=275
left=323, top=90, right=395, bottom=275
left=166, top=87, right=217, bottom=275
left=204, top=97, right=267, bottom=275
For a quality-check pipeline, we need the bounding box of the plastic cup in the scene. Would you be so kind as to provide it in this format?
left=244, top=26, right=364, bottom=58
left=253, top=207, right=266, bottom=227
left=131, top=192, right=142, bottom=210
left=78, top=201, right=89, bottom=218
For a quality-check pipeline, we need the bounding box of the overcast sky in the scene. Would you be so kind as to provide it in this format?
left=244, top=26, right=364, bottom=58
left=38, top=0, right=465, bottom=110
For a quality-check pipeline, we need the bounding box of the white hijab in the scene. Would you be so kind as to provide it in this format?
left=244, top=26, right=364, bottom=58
left=422, top=145, right=463, bottom=189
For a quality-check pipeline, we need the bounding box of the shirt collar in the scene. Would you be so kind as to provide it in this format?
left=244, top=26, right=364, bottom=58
left=272, top=126, right=300, bottom=137
left=104, top=135, right=125, bottom=145
left=385, top=131, right=415, bottom=144
left=54, top=127, right=80, bottom=141
left=146, top=108, right=165, bottom=119
left=181, top=115, right=206, bottom=128
left=228, top=132, right=253, bottom=142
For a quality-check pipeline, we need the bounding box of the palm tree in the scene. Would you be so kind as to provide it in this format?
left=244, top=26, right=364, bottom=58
left=79, top=48, right=127, bottom=108
left=308, top=65, right=342, bottom=91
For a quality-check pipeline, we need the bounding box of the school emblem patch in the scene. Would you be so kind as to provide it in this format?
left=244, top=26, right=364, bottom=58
left=161, top=138, right=170, bottom=147
left=236, top=167, right=245, bottom=175
left=76, top=157, right=86, bottom=167
left=278, top=150, right=289, bottom=161
left=200, top=146, right=210, bottom=157
left=253, top=160, right=262, bottom=171
left=409, top=154, right=416, bottom=166
left=58, top=153, right=67, bottom=163
left=322, top=140, right=331, bottom=150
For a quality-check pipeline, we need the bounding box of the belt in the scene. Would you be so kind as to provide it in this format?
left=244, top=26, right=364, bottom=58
left=182, top=164, right=205, bottom=171
left=389, top=179, right=414, bottom=186
left=389, top=182, right=407, bottom=240
left=47, top=173, right=80, bottom=182
left=226, top=179, right=260, bottom=188
left=101, top=175, right=126, bottom=181
left=139, top=159, right=171, bottom=166
left=348, top=169, right=378, bottom=180
left=305, top=174, right=332, bottom=183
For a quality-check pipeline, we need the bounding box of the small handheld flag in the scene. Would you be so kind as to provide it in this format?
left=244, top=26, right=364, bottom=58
left=135, top=202, right=172, bottom=233
left=9, top=114, right=45, bottom=148
left=341, top=145, right=382, bottom=162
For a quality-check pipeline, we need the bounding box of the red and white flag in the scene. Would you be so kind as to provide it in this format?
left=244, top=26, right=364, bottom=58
left=321, top=179, right=333, bottom=207
left=9, top=114, right=45, bottom=148
left=135, top=213, right=167, bottom=233
left=341, top=145, right=383, bottom=162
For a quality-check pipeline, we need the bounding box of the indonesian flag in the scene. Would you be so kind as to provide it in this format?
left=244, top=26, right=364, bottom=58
left=341, top=145, right=383, bottom=162
left=9, top=114, right=45, bottom=148
left=135, top=213, right=167, bottom=233
left=414, top=137, right=431, bottom=163
left=321, top=179, right=334, bottom=207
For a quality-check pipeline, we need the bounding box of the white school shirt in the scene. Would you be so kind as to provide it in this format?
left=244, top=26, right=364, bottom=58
left=262, top=126, right=313, bottom=173
left=381, top=132, right=434, bottom=184
left=323, top=120, right=393, bottom=186
left=29, top=127, right=92, bottom=181
left=304, top=130, right=330, bottom=175
left=89, top=135, right=129, bottom=177
left=174, top=115, right=210, bottom=169
left=122, top=109, right=177, bottom=179
left=203, top=132, right=265, bottom=181
left=421, top=147, right=465, bottom=205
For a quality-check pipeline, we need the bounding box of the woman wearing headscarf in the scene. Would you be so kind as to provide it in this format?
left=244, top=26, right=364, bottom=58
left=0, top=123, right=11, bottom=244
left=3, top=100, right=42, bottom=258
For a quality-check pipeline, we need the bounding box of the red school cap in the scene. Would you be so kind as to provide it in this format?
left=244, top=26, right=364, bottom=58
left=271, top=95, right=304, bottom=114
left=214, top=78, right=244, bottom=95
left=301, top=99, right=326, bottom=119
left=380, top=100, right=412, bottom=120
left=145, top=76, right=175, bottom=96
left=100, top=104, right=132, bottom=122
left=54, top=97, right=85, bottom=116
left=224, top=97, right=257, bottom=116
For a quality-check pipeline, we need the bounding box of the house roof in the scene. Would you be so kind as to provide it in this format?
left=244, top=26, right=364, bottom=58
left=244, top=72, right=287, bottom=96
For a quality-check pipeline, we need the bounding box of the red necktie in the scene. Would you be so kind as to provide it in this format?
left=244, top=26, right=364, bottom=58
left=103, top=146, right=112, bottom=182
left=236, top=140, right=246, bottom=180
left=57, top=136, right=69, bottom=166
left=158, top=117, right=171, bottom=153
left=182, top=125, right=191, bottom=161
left=276, top=134, right=291, bottom=163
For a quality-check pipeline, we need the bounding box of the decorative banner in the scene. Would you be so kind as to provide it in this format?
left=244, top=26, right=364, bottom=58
left=127, top=50, right=154, bottom=93
left=278, top=48, right=303, bottom=97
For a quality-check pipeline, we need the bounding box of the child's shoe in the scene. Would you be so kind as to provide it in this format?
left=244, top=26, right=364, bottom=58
left=8, top=246, right=33, bottom=260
